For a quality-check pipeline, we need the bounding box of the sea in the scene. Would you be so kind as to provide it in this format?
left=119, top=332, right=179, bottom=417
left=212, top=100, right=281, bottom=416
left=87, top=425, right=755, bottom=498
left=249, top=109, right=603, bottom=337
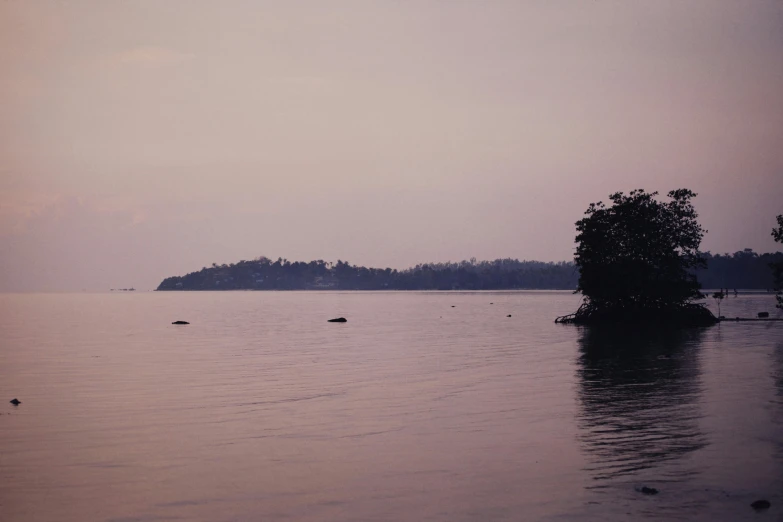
left=1, top=291, right=781, bottom=521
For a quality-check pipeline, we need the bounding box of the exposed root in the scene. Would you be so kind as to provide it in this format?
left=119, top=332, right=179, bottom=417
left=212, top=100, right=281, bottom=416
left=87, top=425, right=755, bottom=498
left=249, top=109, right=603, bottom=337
left=555, top=301, right=718, bottom=326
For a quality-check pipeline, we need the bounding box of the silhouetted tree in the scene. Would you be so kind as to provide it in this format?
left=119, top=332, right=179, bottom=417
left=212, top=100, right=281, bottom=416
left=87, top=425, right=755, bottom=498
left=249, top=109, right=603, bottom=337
left=711, top=291, right=725, bottom=317
left=773, top=215, right=783, bottom=309
left=560, top=189, right=716, bottom=325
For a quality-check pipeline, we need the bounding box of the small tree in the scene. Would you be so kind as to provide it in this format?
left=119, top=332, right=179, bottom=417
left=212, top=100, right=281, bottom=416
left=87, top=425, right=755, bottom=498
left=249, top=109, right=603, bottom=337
left=712, top=291, right=724, bottom=317
left=772, top=215, right=783, bottom=309
left=558, top=189, right=716, bottom=325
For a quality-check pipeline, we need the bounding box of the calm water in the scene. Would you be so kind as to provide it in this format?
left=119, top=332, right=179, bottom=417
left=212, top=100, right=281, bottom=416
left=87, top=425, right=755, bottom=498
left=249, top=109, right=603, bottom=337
left=1, top=292, right=781, bottom=521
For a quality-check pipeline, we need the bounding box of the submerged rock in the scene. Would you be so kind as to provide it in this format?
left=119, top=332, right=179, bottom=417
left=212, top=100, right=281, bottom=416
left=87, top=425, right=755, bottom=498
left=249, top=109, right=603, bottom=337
left=636, top=486, right=658, bottom=495
left=9, top=398, right=21, bottom=405
left=751, top=500, right=771, bottom=511
left=172, top=320, right=190, bottom=325
left=328, top=317, right=347, bottom=323
left=758, top=312, right=769, bottom=318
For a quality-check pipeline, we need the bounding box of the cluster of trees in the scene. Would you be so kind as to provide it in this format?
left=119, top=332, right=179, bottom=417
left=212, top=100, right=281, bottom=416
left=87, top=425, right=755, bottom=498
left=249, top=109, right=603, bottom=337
left=156, top=257, right=579, bottom=291
left=559, top=189, right=781, bottom=325
left=563, top=189, right=715, bottom=325
left=156, top=195, right=782, bottom=314
left=696, top=250, right=783, bottom=290
left=156, top=249, right=782, bottom=293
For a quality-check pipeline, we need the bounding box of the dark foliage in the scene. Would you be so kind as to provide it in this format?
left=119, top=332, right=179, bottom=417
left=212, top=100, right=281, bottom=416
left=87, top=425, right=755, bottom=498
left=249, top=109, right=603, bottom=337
left=156, top=257, right=579, bottom=291
left=695, top=249, right=783, bottom=290
left=564, top=189, right=715, bottom=325
left=773, top=215, right=783, bottom=309
left=156, top=249, right=782, bottom=293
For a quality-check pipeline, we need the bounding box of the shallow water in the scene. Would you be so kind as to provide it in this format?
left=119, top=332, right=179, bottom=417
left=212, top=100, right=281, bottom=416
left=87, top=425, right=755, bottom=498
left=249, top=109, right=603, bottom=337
left=1, top=291, right=781, bottom=521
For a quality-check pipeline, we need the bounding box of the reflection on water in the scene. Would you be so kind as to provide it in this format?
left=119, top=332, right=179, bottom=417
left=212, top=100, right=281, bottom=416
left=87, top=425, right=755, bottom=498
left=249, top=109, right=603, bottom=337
left=774, top=342, right=783, bottom=398
left=2, top=293, right=781, bottom=521
left=773, top=342, right=783, bottom=462
left=576, top=326, right=708, bottom=484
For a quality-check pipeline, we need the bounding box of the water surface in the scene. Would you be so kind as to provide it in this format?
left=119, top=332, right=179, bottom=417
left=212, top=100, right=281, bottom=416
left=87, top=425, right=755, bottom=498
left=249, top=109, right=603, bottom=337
left=1, top=292, right=781, bottom=521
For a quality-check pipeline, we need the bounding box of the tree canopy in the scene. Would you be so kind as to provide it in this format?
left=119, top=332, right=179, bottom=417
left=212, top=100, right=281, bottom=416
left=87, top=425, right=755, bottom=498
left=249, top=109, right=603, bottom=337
left=156, top=257, right=579, bottom=291
left=773, top=214, right=783, bottom=309
left=695, top=249, right=783, bottom=289
left=560, top=189, right=716, bottom=325
left=155, top=249, right=781, bottom=293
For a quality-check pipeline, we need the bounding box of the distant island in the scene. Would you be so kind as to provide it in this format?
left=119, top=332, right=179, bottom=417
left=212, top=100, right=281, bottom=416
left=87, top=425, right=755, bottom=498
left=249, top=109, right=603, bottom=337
left=156, top=251, right=782, bottom=291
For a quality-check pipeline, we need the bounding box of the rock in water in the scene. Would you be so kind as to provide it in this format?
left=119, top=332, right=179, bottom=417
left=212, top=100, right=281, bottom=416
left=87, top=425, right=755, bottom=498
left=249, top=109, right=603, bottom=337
left=758, top=312, right=769, bottom=318
left=751, top=500, right=771, bottom=511
left=328, top=317, right=347, bottom=323
left=637, top=486, right=658, bottom=495
left=172, top=320, right=190, bottom=325
left=507, top=314, right=512, bottom=317
left=10, top=398, right=21, bottom=405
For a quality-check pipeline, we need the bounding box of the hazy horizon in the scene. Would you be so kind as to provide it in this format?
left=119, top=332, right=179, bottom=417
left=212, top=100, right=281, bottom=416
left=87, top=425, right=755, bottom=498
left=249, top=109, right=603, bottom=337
left=2, top=1, right=782, bottom=292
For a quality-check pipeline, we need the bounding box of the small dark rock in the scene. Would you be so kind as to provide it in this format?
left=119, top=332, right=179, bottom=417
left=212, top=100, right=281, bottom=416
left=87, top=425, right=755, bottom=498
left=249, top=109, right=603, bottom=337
left=172, top=320, right=190, bottom=325
left=451, top=306, right=456, bottom=308
left=507, top=314, right=512, bottom=317
left=10, top=398, right=21, bottom=406
left=328, top=317, right=347, bottom=323
left=637, top=486, right=658, bottom=495
left=751, top=500, right=771, bottom=511
left=758, top=312, right=769, bottom=318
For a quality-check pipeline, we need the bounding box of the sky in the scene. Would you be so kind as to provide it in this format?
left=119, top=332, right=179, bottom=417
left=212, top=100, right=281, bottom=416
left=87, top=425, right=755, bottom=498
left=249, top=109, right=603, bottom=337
left=1, top=1, right=782, bottom=292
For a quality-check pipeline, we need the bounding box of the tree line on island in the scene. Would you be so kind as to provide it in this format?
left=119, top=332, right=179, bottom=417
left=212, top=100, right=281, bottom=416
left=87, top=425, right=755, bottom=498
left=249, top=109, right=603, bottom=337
left=156, top=258, right=580, bottom=291
left=156, top=249, right=782, bottom=293
left=156, top=188, right=783, bottom=326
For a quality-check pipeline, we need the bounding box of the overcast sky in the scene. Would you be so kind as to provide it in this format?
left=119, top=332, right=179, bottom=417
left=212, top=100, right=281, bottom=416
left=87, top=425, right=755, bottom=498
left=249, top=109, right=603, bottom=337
left=1, top=1, right=782, bottom=291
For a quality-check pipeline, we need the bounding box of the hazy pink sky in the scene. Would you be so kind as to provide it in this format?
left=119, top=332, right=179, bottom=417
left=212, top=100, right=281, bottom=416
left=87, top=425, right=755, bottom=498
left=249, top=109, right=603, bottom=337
left=1, top=1, right=782, bottom=291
